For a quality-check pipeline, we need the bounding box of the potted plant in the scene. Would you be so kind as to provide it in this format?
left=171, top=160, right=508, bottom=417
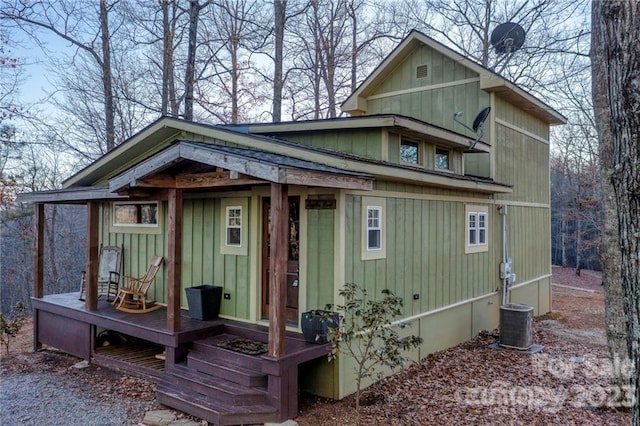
left=300, top=309, right=339, bottom=344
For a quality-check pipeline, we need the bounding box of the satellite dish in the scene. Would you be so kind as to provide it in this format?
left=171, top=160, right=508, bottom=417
left=491, top=22, right=526, bottom=54
left=453, top=106, right=491, bottom=149
left=472, top=106, right=491, bottom=132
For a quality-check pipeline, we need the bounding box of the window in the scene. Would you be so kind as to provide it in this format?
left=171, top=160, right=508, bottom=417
left=435, top=147, right=450, bottom=170
left=465, top=205, right=489, bottom=254
left=361, top=197, right=386, bottom=260
left=401, top=139, right=420, bottom=164
left=220, top=198, right=248, bottom=256
left=226, top=206, right=242, bottom=246
left=367, top=207, right=382, bottom=250
left=111, top=201, right=162, bottom=234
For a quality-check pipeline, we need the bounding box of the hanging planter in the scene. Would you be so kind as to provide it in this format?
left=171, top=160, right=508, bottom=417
left=301, top=310, right=339, bottom=344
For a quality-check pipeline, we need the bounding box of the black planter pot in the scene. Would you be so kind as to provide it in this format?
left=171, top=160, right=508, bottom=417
left=185, top=285, right=222, bottom=320
left=301, top=310, right=339, bottom=344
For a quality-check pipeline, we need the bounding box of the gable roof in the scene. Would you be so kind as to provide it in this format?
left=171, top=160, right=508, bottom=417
left=342, top=30, right=566, bottom=125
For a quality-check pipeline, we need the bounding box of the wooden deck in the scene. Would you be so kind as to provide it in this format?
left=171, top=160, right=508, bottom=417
left=32, top=292, right=332, bottom=424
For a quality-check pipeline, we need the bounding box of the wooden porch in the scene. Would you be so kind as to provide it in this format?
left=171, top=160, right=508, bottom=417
left=32, top=292, right=332, bottom=424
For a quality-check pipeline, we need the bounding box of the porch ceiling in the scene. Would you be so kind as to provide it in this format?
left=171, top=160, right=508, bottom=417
left=109, top=141, right=374, bottom=193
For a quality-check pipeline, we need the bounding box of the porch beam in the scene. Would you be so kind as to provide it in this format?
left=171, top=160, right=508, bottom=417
left=33, top=203, right=44, bottom=351
left=167, top=188, right=183, bottom=332
left=85, top=201, right=100, bottom=311
left=134, top=171, right=265, bottom=189
left=268, top=183, right=288, bottom=357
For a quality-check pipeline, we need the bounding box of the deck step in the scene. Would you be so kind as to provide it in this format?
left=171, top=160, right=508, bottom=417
left=191, top=333, right=266, bottom=371
left=156, top=383, right=277, bottom=425
left=167, top=364, right=267, bottom=406
left=187, top=352, right=268, bottom=387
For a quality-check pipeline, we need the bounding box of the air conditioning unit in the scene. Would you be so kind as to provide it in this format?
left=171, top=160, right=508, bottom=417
left=499, top=303, right=534, bottom=350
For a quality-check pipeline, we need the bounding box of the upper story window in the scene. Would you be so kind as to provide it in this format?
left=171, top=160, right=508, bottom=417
left=401, top=139, right=420, bottom=164
left=111, top=201, right=162, bottom=234
left=465, top=204, right=489, bottom=254
left=435, top=147, right=450, bottom=170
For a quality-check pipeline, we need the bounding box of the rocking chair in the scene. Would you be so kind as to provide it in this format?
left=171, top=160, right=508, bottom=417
left=79, top=245, right=123, bottom=302
left=112, top=255, right=164, bottom=313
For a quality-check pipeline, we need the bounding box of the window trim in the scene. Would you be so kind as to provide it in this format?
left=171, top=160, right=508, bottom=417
left=465, top=204, right=489, bottom=254
left=361, top=197, right=386, bottom=260
left=220, top=198, right=248, bottom=256
left=110, top=201, right=162, bottom=234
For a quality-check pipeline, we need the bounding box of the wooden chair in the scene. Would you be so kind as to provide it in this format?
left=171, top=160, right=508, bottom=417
left=112, top=256, right=164, bottom=313
left=79, top=245, right=123, bottom=302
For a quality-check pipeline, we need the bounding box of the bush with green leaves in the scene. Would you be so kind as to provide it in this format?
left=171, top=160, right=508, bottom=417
left=1, top=302, right=26, bottom=355
left=324, top=283, right=423, bottom=421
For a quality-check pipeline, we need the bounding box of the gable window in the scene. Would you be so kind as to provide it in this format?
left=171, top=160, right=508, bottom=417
left=465, top=204, right=489, bottom=254
left=226, top=206, right=242, bottom=246
left=111, top=201, right=162, bottom=234
left=401, top=139, right=420, bottom=164
left=435, top=147, right=450, bottom=170
left=361, top=197, right=386, bottom=260
left=220, top=198, right=248, bottom=256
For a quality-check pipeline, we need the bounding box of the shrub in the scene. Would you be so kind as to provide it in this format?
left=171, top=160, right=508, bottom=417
left=1, top=302, right=27, bottom=355
left=325, top=283, right=423, bottom=423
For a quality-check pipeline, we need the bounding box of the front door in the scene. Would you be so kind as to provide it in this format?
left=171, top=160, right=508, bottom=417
left=261, top=196, right=300, bottom=323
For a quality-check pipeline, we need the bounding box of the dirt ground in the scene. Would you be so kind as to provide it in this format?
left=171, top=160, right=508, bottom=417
left=0, top=267, right=631, bottom=425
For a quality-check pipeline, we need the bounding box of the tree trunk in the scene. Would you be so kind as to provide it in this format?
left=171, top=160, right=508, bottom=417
left=592, top=1, right=640, bottom=423
left=184, top=0, right=201, bottom=121
left=161, top=0, right=170, bottom=115
left=99, top=0, right=115, bottom=150
left=273, top=0, right=285, bottom=123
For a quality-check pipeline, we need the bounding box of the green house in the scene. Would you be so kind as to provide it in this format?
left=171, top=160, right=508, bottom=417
left=19, top=30, right=565, bottom=424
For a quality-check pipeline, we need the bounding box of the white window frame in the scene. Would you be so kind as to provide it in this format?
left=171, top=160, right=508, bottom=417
left=225, top=206, right=243, bottom=247
left=361, top=197, right=386, bottom=260
left=465, top=204, right=489, bottom=254
left=110, top=201, right=162, bottom=234
left=220, top=198, right=248, bottom=256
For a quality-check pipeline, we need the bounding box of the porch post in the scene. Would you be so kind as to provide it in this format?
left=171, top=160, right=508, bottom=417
left=33, top=203, right=44, bottom=352
left=167, top=188, right=183, bottom=332
left=268, top=183, right=288, bottom=357
left=33, top=203, right=44, bottom=299
left=85, top=201, right=100, bottom=311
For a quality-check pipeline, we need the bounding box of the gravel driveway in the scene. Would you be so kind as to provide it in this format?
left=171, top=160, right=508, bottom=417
left=0, top=350, right=157, bottom=426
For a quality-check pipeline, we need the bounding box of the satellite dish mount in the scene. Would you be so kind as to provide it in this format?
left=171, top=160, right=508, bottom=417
left=453, top=106, right=491, bottom=149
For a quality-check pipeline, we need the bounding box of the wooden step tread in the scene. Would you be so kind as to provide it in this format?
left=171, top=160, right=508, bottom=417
left=156, top=384, right=277, bottom=425
left=171, top=364, right=267, bottom=395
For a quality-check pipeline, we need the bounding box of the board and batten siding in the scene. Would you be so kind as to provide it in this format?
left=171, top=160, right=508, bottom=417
left=365, top=44, right=490, bottom=139
left=272, top=129, right=383, bottom=161
left=343, top=193, right=497, bottom=317
left=305, top=194, right=336, bottom=311
left=99, top=202, right=168, bottom=304
left=99, top=196, right=253, bottom=319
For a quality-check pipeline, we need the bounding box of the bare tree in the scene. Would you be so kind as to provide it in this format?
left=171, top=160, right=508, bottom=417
left=198, top=0, right=269, bottom=123
left=592, top=1, right=640, bottom=424
left=2, top=0, right=119, bottom=151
